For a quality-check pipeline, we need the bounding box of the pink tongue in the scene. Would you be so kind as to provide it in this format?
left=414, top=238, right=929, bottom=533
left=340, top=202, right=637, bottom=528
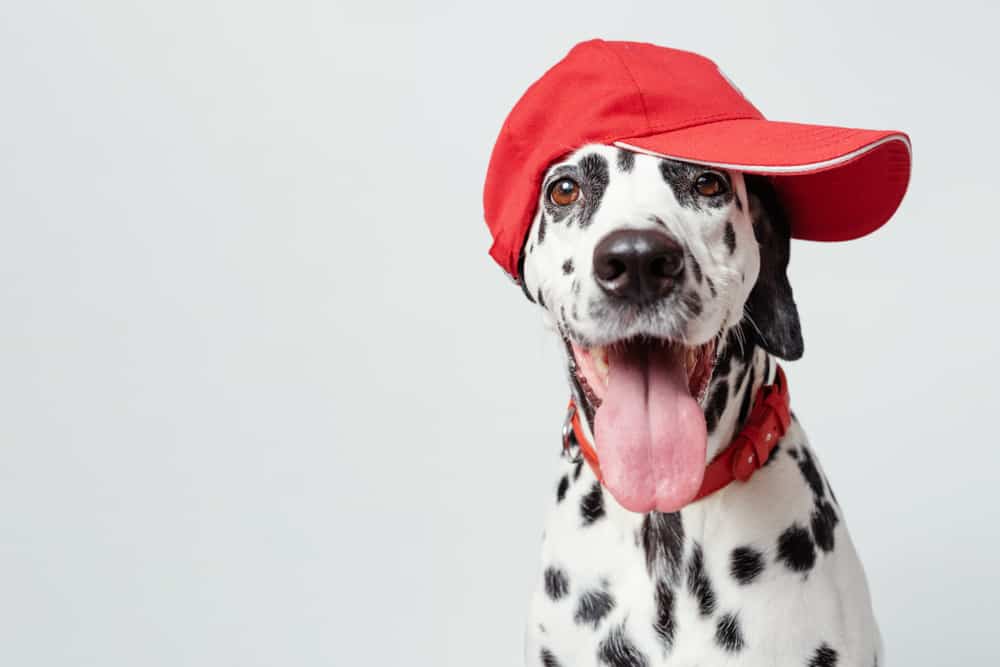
left=594, top=345, right=707, bottom=513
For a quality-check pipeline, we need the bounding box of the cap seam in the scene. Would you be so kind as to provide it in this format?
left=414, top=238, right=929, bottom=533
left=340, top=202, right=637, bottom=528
left=617, top=113, right=764, bottom=142
left=599, top=41, right=652, bottom=132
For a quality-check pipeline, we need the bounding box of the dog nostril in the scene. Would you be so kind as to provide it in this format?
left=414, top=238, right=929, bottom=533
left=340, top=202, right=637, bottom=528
left=598, top=258, right=627, bottom=282
left=649, top=254, right=683, bottom=279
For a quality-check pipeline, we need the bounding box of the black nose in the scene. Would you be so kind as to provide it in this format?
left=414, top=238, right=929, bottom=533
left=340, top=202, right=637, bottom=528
left=593, top=229, right=685, bottom=303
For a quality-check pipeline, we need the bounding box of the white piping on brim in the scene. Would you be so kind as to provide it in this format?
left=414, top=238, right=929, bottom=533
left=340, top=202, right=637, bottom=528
left=613, top=133, right=911, bottom=174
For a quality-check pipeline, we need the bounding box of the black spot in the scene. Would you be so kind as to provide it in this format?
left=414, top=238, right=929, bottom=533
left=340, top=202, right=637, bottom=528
left=787, top=447, right=800, bottom=460
left=777, top=524, right=816, bottom=573
left=724, top=221, right=736, bottom=254
left=578, top=153, right=610, bottom=229
left=617, top=148, right=635, bottom=173
left=575, top=589, right=615, bottom=628
left=544, top=566, right=569, bottom=600
left=704, top=380, right=729, bottom=433
left=652, top=580, right=675, bottom=649
left=516, top=251, right=535, bottom=303
left=560, top=258, right=574, bottom=276
left=732, top=349, right=754, bottom=390
left=798, top=448, right=826, bottom=498
left=540, top=647, right=561, bottom=667
left=537, top=289, right=546, bottom=309
left=736, top=364, right=756, bottom=428
left=686, top=543, right=716, bottom=616
left=598, top=625, right=649, bottom=667
left=764, top=442, right=781, bottom=466
left=722, top=326, right=755, bottom=367
left=640, top=512, right=685, bottom=577
left=810, top=500, right=839, bottom=553
left=581, top=482, right=606, bottom=525
left=714, top=613, right=745, bottom=652
left=730, top=546, right=765, bottom=584
left=706, top=275, right=717, bottom=297
left=687, top=250, right=703, bottom=283
left=712, top=339, right=734, bottom=379
left=573, top=459, right=584, bottom=481
left=734, top=192, right=744, bottom=211
left=808, top=643, right=839, bottom=667
left=683, top=292, right=702, bottom=318
left=538, top=212, right=548, bottom=244
left=556, top=475, right=569, bottom=503
left=649, top=215, right=668, bottom=228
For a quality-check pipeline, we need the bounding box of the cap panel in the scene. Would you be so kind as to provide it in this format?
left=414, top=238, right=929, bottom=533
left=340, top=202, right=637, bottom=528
left=607, top=42, right=764, bottom=132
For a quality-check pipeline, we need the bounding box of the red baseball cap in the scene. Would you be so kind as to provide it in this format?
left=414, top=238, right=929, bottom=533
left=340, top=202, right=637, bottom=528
left=483, top=40, right=912, bottom=278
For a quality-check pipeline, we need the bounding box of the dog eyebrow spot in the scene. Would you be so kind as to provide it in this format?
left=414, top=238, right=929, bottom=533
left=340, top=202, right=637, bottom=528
left=577, top=153, right=610, bottom=229
left=562, top=258, right=574, bottom=275
left=659, top=159, right=698, bottom=208
left=616, top=148, right=635, bottom=173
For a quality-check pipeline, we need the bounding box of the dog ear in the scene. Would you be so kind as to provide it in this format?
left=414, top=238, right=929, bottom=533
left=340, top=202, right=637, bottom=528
left=743, top=175, right=804, bottom=361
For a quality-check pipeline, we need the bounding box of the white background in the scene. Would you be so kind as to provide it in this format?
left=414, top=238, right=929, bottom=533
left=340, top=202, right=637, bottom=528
left=2, top=1, right=998, bottom=664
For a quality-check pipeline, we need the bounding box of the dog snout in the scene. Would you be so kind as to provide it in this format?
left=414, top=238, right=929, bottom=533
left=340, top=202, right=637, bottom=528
left=593, top=228, right=684, bottom=303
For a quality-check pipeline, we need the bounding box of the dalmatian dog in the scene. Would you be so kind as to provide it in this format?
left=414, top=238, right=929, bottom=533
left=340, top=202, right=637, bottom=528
left=517, top=144, right=880, bottom=667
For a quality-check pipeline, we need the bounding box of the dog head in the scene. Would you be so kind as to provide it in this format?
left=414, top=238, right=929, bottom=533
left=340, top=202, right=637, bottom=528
left=519, top=144, right=802, bottom=512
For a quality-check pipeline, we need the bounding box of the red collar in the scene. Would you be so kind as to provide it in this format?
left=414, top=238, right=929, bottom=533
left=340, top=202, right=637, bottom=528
left=563, top=366, right=792, bottom=506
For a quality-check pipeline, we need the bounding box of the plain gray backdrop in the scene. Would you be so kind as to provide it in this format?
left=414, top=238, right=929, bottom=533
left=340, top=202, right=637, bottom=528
left=1, top=1, right=998, bottom=665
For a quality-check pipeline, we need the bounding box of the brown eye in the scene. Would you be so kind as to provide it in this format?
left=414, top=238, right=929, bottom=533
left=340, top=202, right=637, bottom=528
left=549, top=178, right=581, bottom=206
left=694, top=172, right=728, bottom=197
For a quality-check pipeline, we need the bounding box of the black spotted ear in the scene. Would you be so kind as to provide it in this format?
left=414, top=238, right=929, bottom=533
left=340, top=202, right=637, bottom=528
left=743, top=175, right=804, bottom=361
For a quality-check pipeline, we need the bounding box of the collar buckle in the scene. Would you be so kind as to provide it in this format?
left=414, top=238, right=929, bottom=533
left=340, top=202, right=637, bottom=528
left=561, top=402, right=583, bottom=463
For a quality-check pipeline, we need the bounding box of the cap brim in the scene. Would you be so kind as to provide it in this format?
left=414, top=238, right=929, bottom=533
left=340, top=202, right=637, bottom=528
left=615, top=119, right=911, bottom=242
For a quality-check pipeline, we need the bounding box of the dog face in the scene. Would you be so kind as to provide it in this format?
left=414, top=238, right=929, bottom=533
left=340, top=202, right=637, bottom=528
left=518, top=144, right=802, bottom=513
left=520, top=144, right=758, bottom=351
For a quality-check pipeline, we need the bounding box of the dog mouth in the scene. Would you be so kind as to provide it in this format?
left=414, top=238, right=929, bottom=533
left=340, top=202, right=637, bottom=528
left=571, top=337, right=717, bottom=513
